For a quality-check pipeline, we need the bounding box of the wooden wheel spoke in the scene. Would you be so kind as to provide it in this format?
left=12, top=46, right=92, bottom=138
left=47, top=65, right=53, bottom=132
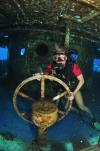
left=53, top=91, right=67, bottom=101
left=18, top=91, right=34, bottom=101
left=41, top=77, right=45, bottom=99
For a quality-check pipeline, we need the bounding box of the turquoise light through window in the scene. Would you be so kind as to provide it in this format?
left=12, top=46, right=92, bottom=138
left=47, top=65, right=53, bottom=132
left=20, top=48, right=26, bottom=55
left=0, top=46, right=8, bottom=60
left=93, top=58, right=100, bottom=72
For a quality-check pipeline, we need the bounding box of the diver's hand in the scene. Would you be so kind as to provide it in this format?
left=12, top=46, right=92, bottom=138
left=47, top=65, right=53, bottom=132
left=32, top=72, right=43, bottom=76
left=67, top=92, right=74, bottom=101
left=32, top=73, right=43, bottom=80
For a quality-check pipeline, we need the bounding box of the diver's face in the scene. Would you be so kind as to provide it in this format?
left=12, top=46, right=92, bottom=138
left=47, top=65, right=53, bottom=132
left=53, top=54, right=67, bottom=65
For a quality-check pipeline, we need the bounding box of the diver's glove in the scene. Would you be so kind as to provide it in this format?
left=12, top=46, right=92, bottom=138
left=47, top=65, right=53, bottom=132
left=67, top=92, right=74, bottom=101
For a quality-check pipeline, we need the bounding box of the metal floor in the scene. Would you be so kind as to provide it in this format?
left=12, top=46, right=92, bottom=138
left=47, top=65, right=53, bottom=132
left=0, top=81, right=100, bottom=151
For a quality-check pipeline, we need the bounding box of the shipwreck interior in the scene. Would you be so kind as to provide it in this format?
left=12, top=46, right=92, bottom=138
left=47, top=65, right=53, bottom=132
left=0, top=0, right=100, bottom=151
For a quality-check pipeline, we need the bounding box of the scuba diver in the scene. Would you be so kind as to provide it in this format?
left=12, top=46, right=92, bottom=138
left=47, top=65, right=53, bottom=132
left=44, top=46, right=100, bottom=131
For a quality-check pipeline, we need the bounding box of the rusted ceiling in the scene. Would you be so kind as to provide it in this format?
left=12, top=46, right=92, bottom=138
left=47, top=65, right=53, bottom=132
left=0, top=0, right=100, bottom=42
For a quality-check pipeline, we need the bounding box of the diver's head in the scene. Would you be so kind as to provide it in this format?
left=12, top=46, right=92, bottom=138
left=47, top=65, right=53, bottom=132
left=53, top=47, right=67, bottom=70
left=53, top=52, right=67, bottom=63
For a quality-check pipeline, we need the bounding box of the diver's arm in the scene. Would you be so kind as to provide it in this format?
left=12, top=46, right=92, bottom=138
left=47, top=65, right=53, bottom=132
left=44, top=64, right=52, bottom=75
left=73, top=74, right=84, bottom=95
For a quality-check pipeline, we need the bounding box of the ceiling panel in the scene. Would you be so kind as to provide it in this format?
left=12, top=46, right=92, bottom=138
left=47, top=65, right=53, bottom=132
left=0, top=0, right=100, bottom=42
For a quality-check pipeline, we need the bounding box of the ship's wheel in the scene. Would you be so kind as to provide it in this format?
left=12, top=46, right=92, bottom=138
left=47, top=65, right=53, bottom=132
left=13, top=74, right=73, bottom=128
